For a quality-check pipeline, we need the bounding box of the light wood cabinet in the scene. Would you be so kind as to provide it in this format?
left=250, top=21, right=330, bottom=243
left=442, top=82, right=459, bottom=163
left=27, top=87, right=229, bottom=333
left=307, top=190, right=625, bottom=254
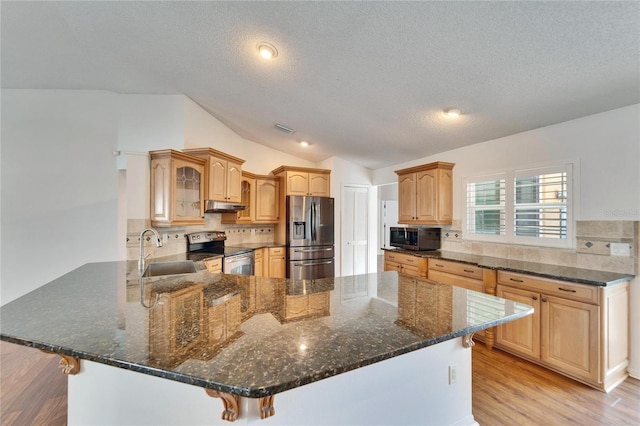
left=221, top=172, right=255, bottom=224
left=254, top=248, right=265, bottom=277
left=268, top=247, right=286, bottom=278
left=395, top=162, right=454, bottom=225
left=383, top=251, right=428, bottom=278
left=150, top=150, right=206, bottom=227
left=426, top=258, right=493, bottom=342
left=427, top=259, right=485, bottom=293
left=183, top=148, right=245, bottom=203
left=495, top=271, right=629, bottom=392
left=271, top=166, right=331, bottom=197
left=254, top=177, right=280, bottom=222
left=222, top=173, right=279, bottom=224
left=203, top=257, right=223, bottom=273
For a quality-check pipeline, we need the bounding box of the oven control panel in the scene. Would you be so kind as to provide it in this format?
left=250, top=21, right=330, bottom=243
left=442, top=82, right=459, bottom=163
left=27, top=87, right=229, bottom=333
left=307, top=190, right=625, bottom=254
left=186, top=231, right=226, bottom=244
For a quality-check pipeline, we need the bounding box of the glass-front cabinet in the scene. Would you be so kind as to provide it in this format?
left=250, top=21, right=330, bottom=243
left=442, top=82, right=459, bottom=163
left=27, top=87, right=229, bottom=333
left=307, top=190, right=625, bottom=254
left=150, top=150, right=206, bottom=227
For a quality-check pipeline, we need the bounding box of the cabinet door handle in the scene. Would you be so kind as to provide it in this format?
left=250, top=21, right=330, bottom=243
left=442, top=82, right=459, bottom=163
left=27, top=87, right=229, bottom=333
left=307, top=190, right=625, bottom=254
left=532, top=296, right=538, bottom=300
left=541, top=297, right=548, bottom=302
left=463, top=269, right=475, bottom=274
left=557, top=287, right=577, bottom=293
left=435, top=264, right=445, bottom=268
left=510, top=278, right=524, bottom=283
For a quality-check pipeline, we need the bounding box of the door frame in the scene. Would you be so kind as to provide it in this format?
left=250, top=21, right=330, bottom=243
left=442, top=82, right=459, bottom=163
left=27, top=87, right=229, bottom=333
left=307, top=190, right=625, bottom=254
left=341, top=184, right=370, bottom=277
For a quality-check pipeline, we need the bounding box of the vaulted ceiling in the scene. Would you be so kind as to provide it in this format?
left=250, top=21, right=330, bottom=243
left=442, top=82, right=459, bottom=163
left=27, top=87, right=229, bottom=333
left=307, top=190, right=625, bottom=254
left=2, top=1, right=639, bottom=169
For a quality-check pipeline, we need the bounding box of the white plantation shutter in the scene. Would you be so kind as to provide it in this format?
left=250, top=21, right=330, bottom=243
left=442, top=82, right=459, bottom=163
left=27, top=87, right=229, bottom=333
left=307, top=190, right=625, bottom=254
left=466, top=175, right=506, bottom=238
left=465, top=164, right=573, bottom=248
left=514, top=170, right=567, bottom=239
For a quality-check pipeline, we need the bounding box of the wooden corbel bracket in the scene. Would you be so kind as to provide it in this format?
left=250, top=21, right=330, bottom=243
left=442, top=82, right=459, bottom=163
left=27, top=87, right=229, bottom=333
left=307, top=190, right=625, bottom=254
left=462, top=332, right=476, bottom=349
left=205, top=389, right=241, bottom=422
left=40, top=350, right=81, bottom=375
left=204, top=389, right=276, bottom=422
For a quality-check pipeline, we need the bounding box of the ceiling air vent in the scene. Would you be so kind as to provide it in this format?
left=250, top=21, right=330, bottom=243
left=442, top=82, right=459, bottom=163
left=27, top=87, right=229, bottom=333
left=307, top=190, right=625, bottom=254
left=274, top=123, right=295, bottom=134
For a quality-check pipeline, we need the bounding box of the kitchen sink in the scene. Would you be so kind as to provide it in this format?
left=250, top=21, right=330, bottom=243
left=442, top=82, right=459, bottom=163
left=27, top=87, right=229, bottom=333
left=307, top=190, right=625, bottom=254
left=142, top=260, right=197, bottom=277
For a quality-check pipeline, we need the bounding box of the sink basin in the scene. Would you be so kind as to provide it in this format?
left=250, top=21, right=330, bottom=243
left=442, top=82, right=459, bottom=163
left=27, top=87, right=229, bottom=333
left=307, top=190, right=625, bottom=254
left=142, top=261, right=197, bottom=277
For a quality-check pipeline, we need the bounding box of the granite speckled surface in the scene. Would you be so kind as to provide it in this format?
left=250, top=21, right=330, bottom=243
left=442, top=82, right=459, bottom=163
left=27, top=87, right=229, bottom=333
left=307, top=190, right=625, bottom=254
left=0, top=262, right=532, bottom=398
left=383, top=248, right=634, bottom=286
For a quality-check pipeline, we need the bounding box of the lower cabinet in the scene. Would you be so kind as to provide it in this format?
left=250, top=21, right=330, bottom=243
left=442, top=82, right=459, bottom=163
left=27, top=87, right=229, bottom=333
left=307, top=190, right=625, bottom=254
left=426, top=258, right=491, bottom=341
left=496, top=271, right=629, bottom=392
left=383, top=251, right=427, bottom=277
left=254, top=248, right=265, bottom=277
left=203, top=257, right=223, bottom=273
left=268, top=247, right=286, bottom=278
left=427, top=259, right=485, bottom=292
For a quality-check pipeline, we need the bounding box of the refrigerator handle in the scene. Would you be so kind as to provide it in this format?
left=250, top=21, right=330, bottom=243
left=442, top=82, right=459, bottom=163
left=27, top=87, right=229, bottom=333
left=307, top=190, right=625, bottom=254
left=311, top=202, right=316, bottom=241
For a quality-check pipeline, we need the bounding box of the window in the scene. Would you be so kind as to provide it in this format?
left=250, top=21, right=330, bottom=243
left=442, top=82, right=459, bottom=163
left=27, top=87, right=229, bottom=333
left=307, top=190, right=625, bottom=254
left=465, top=164, right=573, bottom=248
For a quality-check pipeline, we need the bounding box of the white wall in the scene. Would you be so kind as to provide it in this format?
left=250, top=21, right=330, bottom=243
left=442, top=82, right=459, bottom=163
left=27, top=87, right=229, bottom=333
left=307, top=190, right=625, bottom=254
left=1, top=90, right=120, bottom=304
left=184, top=97, right=314, bottom=175
left=372, top=104, right=640, bottom=222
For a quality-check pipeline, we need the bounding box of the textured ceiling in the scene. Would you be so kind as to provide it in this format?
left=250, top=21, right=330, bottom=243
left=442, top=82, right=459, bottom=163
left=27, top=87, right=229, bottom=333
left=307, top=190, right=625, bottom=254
left=2, top=1, right=639, bottom=170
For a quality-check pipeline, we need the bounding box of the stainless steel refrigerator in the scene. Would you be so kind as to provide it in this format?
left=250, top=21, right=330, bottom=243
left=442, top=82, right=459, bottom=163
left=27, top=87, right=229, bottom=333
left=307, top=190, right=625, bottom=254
left=286, top=196, right=335, bottom=280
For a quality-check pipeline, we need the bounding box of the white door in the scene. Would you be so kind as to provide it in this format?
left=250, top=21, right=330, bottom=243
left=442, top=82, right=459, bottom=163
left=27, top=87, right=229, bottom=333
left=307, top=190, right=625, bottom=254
left=342, top=186, right=369, bottom=277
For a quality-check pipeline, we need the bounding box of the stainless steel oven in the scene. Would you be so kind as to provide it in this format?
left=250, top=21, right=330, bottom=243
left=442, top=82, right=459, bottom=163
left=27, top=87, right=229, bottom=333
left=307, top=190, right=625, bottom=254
left=223, top=250, right=254, bottom=275
left=186, top=231, right=255, bottom=276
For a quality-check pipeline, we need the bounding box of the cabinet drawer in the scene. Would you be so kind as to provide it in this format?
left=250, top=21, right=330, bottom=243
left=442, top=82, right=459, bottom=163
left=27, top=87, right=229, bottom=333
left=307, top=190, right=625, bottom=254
left=254, top=249, right=264, bottom=261
left=428, top=259, right=483, bottom=280
left=204, top=257, right=223, bottom=273
left=498, top=271, right=599, bottom=305
left=385, top=251, right=420, bottom=266
left=269, top=247, right=285, bottom=256
left=428, top=270, right=484, bottom=292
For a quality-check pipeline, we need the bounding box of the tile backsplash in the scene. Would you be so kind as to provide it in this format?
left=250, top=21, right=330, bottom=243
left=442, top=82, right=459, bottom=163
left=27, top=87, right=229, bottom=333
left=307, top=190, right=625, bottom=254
left=440, top=220, right=638, bottom=275
left=126, top=215, right=275, bottom=261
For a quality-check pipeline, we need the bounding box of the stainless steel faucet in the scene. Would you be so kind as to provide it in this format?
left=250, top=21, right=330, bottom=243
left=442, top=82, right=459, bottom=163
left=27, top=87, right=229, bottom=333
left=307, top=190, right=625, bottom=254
left=138, top=228, right=163, bottom=273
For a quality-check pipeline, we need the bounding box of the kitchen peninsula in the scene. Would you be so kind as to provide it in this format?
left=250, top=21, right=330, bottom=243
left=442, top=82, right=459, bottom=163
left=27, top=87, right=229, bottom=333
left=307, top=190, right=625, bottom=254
left=0, top=262, right=532, bottom=425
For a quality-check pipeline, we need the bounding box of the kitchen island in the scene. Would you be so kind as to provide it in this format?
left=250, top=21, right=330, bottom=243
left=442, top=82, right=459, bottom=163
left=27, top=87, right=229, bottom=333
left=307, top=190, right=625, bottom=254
left=1, top=262, right=532, bottom=425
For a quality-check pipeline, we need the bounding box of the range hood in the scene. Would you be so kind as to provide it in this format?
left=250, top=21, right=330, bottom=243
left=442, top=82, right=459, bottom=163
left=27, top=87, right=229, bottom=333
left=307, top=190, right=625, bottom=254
left=204, top=200, right=246, bottom=213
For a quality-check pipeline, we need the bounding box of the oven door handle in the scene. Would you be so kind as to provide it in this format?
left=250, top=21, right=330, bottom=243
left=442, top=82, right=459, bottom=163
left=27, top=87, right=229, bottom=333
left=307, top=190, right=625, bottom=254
left=226, top=254, right=253, bottom=262
left=295, top=260, right=334, bottom=266
left=294, top=248, right=333, bottom=253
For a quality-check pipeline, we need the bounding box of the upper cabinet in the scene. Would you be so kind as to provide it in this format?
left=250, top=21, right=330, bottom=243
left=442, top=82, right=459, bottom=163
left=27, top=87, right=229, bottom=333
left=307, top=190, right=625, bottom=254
left=183, top=148, right=245, bottom=203
left=395, top=161, right=454, bottom=225
left=254, top=176, right=280, bottom=222
left=271, top=166, right=331, bottom=197
left=221, top=172, right=280, bottom=224
left=150, top=150, right=206, bottom=227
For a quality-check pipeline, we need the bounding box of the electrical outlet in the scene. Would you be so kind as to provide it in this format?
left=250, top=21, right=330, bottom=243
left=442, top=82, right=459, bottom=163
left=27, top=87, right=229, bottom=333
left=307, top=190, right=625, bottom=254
left=610, top=243, right=631, bottom=257
left=448, top=365, right=457, bottom=385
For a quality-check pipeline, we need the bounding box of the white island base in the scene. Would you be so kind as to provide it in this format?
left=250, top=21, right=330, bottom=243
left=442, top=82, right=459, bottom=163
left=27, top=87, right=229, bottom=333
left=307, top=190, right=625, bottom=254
left=68, top=338, right=477, bottom=426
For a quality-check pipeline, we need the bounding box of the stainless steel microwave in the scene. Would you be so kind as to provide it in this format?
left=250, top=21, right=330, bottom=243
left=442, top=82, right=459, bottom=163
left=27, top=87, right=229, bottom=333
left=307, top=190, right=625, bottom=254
left=389, top=227, right=441, bottom=251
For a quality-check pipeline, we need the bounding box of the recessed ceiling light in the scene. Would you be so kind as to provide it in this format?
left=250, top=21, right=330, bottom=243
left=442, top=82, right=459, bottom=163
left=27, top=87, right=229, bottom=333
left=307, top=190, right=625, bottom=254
left=257, top=42, right=278, bottom=59
left=444, top=108, right=462, bottom=118
left=299, top=141, right=310, bottom=147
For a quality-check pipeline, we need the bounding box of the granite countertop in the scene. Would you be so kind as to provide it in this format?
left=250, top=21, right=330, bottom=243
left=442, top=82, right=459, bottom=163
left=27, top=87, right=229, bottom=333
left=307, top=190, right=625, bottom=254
left=0, top=262, right=532, bottom=398
left=383, top=248, right=634, bottom=286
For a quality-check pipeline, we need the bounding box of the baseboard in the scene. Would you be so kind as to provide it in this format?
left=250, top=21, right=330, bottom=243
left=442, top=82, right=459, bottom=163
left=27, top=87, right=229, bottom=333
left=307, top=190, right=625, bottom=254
left=628, top=366, right=640, bottom=380
left=452, top=414, right=478, bottom=426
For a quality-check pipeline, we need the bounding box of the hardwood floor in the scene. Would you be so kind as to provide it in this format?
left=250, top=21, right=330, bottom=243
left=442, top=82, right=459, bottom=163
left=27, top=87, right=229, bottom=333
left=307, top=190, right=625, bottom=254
left=1, top=342, right=67, bottom=426
left=472, top=343, right=640, bottom=425
left=1, top=340, right=638, bottom=425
